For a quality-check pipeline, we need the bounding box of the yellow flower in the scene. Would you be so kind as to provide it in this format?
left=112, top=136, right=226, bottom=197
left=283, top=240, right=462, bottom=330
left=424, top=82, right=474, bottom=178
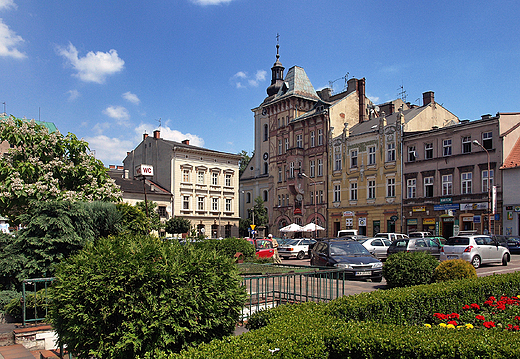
left=447, top=324, right=456, bottom=329
left=439, top=323, right=447, bottom=327
left=465, top=324, right=474, bottom=329
left=424, top=324, right=431, bottom=328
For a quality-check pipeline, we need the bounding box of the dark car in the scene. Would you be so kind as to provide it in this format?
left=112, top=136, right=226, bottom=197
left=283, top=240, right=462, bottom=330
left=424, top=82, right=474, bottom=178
left=506, top=236, right=520, bottom=254
left=310, top=239, right=383, bottom=282
left=387, top=237, right=442, bottom=259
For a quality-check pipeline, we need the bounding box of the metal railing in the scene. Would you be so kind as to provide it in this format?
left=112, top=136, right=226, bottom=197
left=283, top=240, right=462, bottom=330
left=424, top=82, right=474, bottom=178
left=240, top=265, right=349, bottom=321
left=22, top=277, right=55, bottom=326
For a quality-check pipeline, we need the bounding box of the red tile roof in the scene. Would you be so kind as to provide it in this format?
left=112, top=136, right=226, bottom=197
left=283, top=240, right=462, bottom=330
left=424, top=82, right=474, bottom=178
left=501, top=136, right=520, bottom=169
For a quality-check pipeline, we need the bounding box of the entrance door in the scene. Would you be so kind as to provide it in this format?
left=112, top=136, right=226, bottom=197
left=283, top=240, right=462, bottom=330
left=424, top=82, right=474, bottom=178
left=442, top=220, right=454, bottom=239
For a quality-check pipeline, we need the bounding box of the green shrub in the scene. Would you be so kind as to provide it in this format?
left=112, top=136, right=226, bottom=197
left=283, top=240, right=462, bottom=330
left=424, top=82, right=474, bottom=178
left=4, top=289, right=49, bottom=321
left=434, top=259, right=477, bottom=282
left=0, top=290, right=20, bottom=314
left=215, top=237, right=256, bottom=259
left=49, top=234, right=247, bottom=359
left=383, top=251, right=439, bottom=288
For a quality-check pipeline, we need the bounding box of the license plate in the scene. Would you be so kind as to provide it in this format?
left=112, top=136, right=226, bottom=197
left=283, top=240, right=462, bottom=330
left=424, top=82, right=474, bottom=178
left=447, top=255, right=458, bottom=260
left=355, top=271, right=371, bottom=276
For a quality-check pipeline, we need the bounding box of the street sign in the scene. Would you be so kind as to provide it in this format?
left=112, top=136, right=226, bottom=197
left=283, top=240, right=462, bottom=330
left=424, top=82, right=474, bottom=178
left=135, top=164, right=154, bottom=177
left=250, top=224, right=256, bottom=230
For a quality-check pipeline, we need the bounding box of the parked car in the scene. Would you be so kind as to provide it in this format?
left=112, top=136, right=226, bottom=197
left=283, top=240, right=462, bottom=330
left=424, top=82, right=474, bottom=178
left=408, top=231, right=433, bottom=238
left=278, top=238, right=316, bottom=259
left=387, top=237, right=442, bottom=259
left=337, top=229, right=358, bottom=237
left=246, top=238, right=275, bottom=258
left=440, top=235, right=511, bottom=269
left=310, top=239, right=383, bottom=282
left=375, top=233, right=409, bottom=241
left=506, top=236, right=520, bottom=254
left=359, top=237, right=392, bottom=260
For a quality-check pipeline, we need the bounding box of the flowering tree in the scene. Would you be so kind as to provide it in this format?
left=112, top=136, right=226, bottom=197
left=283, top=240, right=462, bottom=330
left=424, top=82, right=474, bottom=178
left=0, top=116, right=120, bottom=223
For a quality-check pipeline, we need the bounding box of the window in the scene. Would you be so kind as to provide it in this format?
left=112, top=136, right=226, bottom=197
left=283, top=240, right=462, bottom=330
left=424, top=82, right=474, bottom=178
left=368, top=179, right=376, bottom=199
left=284, top=138, right=289, bottom=152
left=197, top=196, right=205, bottom=211
left=212, top=172, right=219, bottom=185
left=289, top=162, right=294, bottom=178
left=442, top=174, right=453, bottom=195
left=334, top=146, right=342, bottom=171
left=317, top=159, right=323, bottom=176
left=350, top=182, right=358, bottom=201
left=461, top=172, right=472, bottom=194
left=158, top=206, right=167, bottom=217
left=278, top=139, right=282, bottom=155
left=318, top=190, right=324, bottom=204
left=310, top=191, right=314, bottom=205
left=310, top=160, right=315, bottom=177
left=246, top=192, right=251, bottom=203
left=263, top=124, right=268, bottom=141
left=197, top=171, right=205, bottom=184
left=183, top=169, right=190, bottom=182
left=278, top=195, right=281, bottom=206
left=425, top=143, right=433, bottom=159
left=281, top=194, right=285, bottom=206
left=286, top=194, right=290, bottom=206
left=333, top=184, right=341, bottom=202
left=296, top=134, right=303, bottom=148
left=263, top=190, right=268, bottom=202
left=443, top=139, right=452, bottom=156
left=277, top=118, right=280, bottom=128
left=462, top=136, right=472, bottom=153
left=183, top=195, right=190, bottom=210
left=424, top=176, right=434, bottom=198
left=387, top=177, right=395, bottom=197
left=368, top=146, right=376, bottom=165
left=263, top=162, right=268, bottom=174
left=225, top=173, right=231, bottom=186
left=351, top=149, right=358, bottom=168
left=278, top=167, right=282, bottom=182
left=284, top=165, right=287, bottom=181
left=482, top=169, right=494, bottom=192
left=482, top=131, right=492, bottom=150
left=225, top=198, right=232, bottom=212
left=212, top=197, right=219, bottom=211
left=317, top=129, right=323, bottom=146
left=407, top=178, right=416, bottom=198
left=387, top=143, right=395, bottom=162
left=408, top=146, right=416, bottom=162
left=310, top=131, right=315, bottom=147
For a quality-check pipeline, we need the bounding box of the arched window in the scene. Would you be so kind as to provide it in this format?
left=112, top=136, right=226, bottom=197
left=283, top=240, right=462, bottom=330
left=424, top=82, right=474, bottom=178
left=263, top=190, right=268, bottom=202
left=263, top=124, right=268, bottom=141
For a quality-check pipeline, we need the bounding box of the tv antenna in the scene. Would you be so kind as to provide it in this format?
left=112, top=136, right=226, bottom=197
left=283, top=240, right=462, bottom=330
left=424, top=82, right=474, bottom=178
left=328, top=72, right=349, bottom=95
left=156, top=118, right=162, bottom=128
left=397, top=83, right=407, bottom=102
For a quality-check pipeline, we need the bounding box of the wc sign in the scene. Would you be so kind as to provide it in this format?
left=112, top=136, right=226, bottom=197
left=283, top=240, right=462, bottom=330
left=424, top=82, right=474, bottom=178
left=135, top=164, right=154, bottom=177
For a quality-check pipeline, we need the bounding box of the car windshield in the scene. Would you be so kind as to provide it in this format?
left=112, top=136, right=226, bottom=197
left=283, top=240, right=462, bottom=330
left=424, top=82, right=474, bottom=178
left=283, top=239, right=300, bottom=246
left=358, top=239, right=368, bottom=244
left=255, top=240, right=272, bottom=249
left=330, top=241, right=370, bottom=256
left=446, top=237, right=470, bottom=246
left=409, top=233, right=423, bottom=238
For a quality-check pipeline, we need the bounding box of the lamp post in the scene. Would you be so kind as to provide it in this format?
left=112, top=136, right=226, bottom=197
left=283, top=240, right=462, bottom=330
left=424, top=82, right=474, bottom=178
left=300, top=172, right=318, bottom=239
left=473, top=140, right=492, bottom=234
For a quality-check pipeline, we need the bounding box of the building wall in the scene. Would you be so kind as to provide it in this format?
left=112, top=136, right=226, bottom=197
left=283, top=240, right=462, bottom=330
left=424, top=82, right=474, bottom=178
left=502, top=167, right=520, bottom=236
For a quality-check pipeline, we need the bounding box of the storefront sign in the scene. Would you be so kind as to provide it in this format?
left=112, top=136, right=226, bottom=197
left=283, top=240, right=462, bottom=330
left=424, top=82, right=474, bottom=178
left=407, top=219, right=418, bottom=225
left=412, top=206, right=425, bottom=212
left=473, top=215, right=481, bottom=223
left=508, top=212, right=513, bottom=220
left=440, top=197, right=452, bottom=204
left=423, top=218, right=436, bottom=225
left=358, top=217, right=367, bottom=226
left=462, top=216, right=474, bottom=222
left=345, top=218, right=353, bottom=227
left=515, top=206, right=520, bottom=212
left=442, top=217, right=454, bottom=222
left=342, top=211, right=354, bottom=217
left=434, top=204, right=459, bottom=211
left=459, top=202, right=487, bottom=211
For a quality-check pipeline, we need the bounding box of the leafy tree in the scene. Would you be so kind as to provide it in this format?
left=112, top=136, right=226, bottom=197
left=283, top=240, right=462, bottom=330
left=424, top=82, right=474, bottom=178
left=49, top=234, right=247, bottom=358
left=239, top=217, right=253, bottom=237
left=238, top=150, right=252, bottom=177
left=116, top=202, right=148, bottom=235
left=164, top=216, right=191, bottom=235
left=0, top=117, right=120, bottom=223
left=252, top=196, right=268, bottom=226
left=135, top=200, right=162, bottom=232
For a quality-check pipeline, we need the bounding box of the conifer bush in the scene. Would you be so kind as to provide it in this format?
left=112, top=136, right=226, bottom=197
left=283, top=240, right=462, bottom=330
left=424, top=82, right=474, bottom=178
left=49, top=234, right=247, bottom=359
left=433, top=258, right=477, bottom=282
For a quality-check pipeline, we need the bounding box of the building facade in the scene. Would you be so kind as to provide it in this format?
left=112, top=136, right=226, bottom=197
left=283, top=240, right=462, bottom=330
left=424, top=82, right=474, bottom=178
left=124, top=130, right=242, bottom=238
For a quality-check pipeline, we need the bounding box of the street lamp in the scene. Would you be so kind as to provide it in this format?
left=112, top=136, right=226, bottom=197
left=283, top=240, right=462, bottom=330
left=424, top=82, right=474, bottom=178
left=300, top=172, right=318, bottom=239
left=473, top=140, right=492, bottom=234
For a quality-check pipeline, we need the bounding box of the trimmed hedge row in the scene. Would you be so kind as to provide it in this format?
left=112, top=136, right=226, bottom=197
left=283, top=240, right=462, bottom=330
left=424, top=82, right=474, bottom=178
left=145, top=272, right=520, bottom=358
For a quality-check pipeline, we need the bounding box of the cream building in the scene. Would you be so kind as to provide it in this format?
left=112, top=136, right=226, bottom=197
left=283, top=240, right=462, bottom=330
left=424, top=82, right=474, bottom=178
left=124, top=130, right=242, bottom=238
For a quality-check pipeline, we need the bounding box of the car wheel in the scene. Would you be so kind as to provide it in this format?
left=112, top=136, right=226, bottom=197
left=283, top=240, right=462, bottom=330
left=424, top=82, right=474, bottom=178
left=502, top=254, right=509, bottom=266
left=471, top=255, right=481, bottom=269
left=297, top=251, right=305, bottom=260
left=373, top=277, right=383, bottom=283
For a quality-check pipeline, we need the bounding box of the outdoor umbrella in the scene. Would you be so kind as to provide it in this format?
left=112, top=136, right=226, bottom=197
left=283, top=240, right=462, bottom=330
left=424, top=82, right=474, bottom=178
left=279, top=223, right=305, bottom=232
left=302, top=223, right=325, bottom=232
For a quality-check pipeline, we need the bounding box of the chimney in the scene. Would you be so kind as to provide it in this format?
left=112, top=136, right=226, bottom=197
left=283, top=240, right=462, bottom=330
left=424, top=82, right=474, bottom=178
left=153, top=130, right=160, bottom=139
left=117, top=165, right=124, bottom=170
left=358, top=78, right=366, bottom=123
left=109, top=165, right=116, bottom=169
left=388, top=103, right=395, bottom=115
left=143, top=133, right=148, bottom=140
left=182, top=139, right=190, bottom=145
left=347, top=78, right=358, bottom=94
left=423, top=91, right=434, bottom=106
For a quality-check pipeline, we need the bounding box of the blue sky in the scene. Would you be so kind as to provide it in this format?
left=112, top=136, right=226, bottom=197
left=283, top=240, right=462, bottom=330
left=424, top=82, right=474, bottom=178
left=1, top=0, right=519, bottom=165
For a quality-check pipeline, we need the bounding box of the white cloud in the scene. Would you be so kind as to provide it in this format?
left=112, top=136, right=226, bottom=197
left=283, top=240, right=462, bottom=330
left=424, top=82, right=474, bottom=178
left=190, top=0, right=234, bottom=5
left=92, top=122, right=111, bottom=135
left=84, top=135, right=134, bottom=165
left=0, top=18, right=25, bottom=59
left=0, top=0, right=16, bottom=11
left=367, top=94, right=380, bottom=103
left=66, top=89, right=80, bottom=101
left=231, top=69, right=267, bottom=89
left=122, top=91, right=140, bottom=105
left=103, top=105, right=130, bottom=125
left=56, top=42, right=124, bottom=84
left=134, top=123, right=204, bottom=147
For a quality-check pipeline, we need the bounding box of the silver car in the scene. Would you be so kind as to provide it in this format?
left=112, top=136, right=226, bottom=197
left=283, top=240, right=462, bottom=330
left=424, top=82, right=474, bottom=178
left=359, top=238, right=392, bottom=260
left=440, top=235, right=511, bottom=269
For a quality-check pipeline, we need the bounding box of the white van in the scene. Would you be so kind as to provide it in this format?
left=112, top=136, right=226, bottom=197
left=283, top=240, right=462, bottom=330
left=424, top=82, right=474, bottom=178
left=375, top=233, right=409, bottom=241
left=337, top=229, right=358, bottom=237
